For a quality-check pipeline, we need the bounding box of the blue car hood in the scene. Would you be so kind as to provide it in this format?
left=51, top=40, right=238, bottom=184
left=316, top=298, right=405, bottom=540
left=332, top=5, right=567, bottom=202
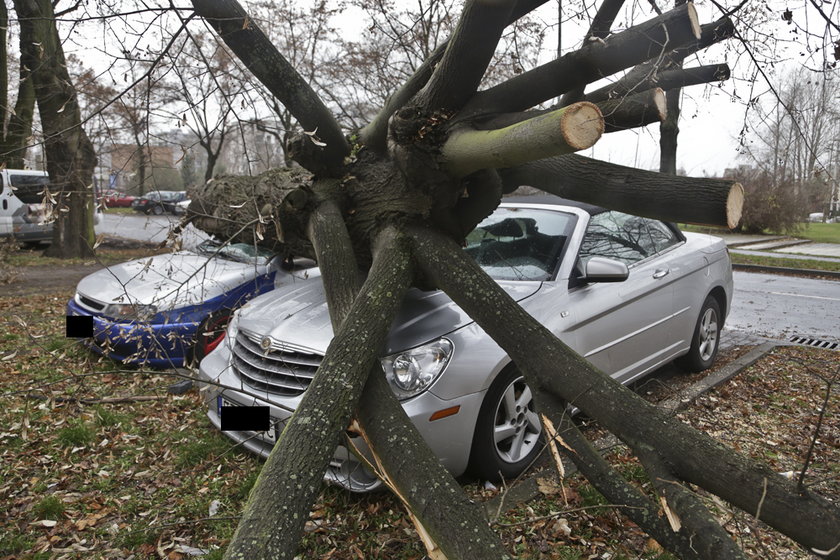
left=235, top=277, right=542, bottom=355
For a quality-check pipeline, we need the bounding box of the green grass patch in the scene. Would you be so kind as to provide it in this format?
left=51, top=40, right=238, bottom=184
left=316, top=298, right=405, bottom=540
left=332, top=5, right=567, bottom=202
left=57, top=419, right=95, bottom=447
left=94, top=405, right=131, bottom=428
left=102, top=207, right=135, bottom=215
left=799, top=222, right=840, bottom=243
left=176, top=432, right=231, bottom=468
left=730, top=252, right=840, bottom=273
left=33, top=495, right=65, bottom=519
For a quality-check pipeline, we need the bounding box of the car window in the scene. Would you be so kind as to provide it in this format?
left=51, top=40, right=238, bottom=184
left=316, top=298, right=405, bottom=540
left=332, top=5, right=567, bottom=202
left=196, top=240, right=274, bottom=264
left=578, top=211, right=679, bottom=267
left=465, top=208, right=577, bottom=281
left=9, top=174, right=50, bottom=204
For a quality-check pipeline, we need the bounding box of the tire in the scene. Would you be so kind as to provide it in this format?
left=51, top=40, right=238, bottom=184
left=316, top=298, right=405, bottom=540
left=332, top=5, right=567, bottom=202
left=677, top=295, right=721, bottom=372
left=151, top=205, right=164, bottom=216
left=468, top=366, right=542, bottom=482
left=189, top=309, right=233, bottom=367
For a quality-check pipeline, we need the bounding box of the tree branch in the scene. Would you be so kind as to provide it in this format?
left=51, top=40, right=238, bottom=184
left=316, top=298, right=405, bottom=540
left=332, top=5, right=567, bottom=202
left=497, top=154, right=744, bottom=228
left=223, top=225, right=413, bottom=559
left=408, top=226, right=840, bottom=558
left=559, top=0, right=627, bottom=106
left=359, top=0, right=550, bottom=152
left=191, top=0, right=349, bottom=173
left=412, top=0, right=517, bottom=113
left=307, top=200, right=510, bottom=559
left=585, top=63, right=730, bottom=103
left=460, top=2, right=701, bottom=118
left=441, top=102, right=604, bottom=177
left=636, top=447, right=748, bottom=559
left=598, top=88, right=667, bottom=132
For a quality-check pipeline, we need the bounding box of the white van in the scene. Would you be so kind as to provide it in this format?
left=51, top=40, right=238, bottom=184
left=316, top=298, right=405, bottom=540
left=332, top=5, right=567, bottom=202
left=0, top=169, right=52, bottom=243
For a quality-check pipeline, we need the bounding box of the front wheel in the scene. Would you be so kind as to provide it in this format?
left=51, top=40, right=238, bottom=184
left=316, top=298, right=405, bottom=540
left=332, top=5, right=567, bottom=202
left=677, top=295, right=721, bottom=372
left=468, top=367, right=542, bottom=482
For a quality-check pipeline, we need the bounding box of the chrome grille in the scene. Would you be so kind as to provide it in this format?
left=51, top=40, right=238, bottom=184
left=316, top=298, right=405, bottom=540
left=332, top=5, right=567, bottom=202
left=231, top=332, right=322, bottom=396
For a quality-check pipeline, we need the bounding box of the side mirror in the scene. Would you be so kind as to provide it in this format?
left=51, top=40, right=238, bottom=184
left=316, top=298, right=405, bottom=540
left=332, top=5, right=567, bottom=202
left=582, top=256, right=629, bottom=283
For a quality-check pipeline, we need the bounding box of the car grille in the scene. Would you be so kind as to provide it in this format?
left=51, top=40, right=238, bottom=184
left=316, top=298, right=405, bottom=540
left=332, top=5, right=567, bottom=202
left=231, top=331, right=322, bottom=396
left=78, top=294, right=105, bottom=312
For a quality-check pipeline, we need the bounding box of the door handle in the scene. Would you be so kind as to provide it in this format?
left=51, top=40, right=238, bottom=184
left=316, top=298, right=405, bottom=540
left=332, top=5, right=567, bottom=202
left=653, top=268, right=670, bottom=279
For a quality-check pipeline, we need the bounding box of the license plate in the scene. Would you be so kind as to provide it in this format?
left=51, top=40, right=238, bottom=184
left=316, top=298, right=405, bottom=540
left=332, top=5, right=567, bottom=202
left=218, top=396, right=281, bottom=444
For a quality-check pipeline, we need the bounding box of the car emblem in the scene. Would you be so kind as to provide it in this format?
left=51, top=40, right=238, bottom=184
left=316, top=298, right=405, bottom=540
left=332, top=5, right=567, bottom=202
left=260, top=336, right=273, bottom=351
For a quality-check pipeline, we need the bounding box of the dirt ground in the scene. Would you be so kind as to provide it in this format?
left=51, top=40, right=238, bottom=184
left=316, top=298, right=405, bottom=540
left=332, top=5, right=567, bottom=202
left=1, top=238, right=160, bottom=296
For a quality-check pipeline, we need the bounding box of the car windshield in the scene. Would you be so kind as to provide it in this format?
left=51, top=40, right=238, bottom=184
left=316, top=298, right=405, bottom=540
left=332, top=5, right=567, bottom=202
left=196, top=240, right=274, bottom=264
left=465, top=207, right=577, bottom=281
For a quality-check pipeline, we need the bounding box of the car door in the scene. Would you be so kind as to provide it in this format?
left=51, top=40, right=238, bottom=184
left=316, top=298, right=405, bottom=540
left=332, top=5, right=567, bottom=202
left=563, top=211, right=682, bottom=382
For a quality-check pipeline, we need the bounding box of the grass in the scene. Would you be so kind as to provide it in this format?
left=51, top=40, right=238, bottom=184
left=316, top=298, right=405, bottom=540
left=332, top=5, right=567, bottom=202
left=682, top=222, right=840, bottom=244
left=798, top=222, right=840, bottom=243
left=730, top=252, right=840, bottom=273
left=33, top=495, right=65, bottom=519
left=101, top=207, right=136, bottom=215
left=4, top=242, right=166, bottom=268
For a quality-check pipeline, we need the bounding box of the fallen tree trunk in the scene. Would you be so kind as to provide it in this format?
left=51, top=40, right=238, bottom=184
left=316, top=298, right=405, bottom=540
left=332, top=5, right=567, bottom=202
left=460, top=2, right=700, bottom=117
left=498, top=154, right=744, bottom=228
left=441, top=102, right=604, bottom=176
left=597, top=88, right=667, bottom=132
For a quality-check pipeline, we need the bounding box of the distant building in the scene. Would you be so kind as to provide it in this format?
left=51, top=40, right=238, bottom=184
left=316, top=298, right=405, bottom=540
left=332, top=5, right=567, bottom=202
left=95, top=143, right=177, bottom=195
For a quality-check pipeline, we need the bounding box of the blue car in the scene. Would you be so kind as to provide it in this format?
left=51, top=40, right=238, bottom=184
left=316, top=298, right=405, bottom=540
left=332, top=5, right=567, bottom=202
left=66, top=240, right=316, bottom=368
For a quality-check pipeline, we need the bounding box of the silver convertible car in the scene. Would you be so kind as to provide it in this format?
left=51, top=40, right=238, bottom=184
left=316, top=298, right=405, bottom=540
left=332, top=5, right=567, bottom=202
left=198, top=197, right=733, bottom=491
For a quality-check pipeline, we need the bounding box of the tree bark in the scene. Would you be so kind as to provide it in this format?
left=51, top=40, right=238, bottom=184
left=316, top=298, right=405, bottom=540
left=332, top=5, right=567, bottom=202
left=413, top=0, right=517, bottom=113
left=460, top=2, right=700, bottom=118
left=223, top=226, right=413, bottom=559
left=498, top=154, right=744, bottom=228
left=359, top=0, right=551, bottom=151
left=307, top=200, right=510, bottom=559
left=584, top=63, right=730, bottom=103
left=597, top=88, right=666, bottom=132
left=558, top=0, right=627, bottom=106
left=15, top=0, right=96, bottom=258
left=441, top=102, right=604, bottom=176
left=191, top=0, right=349, bottom=174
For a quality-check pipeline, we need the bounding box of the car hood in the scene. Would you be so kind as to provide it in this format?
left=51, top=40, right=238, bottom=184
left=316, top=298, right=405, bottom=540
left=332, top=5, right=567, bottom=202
left=235, top=277, right=542, bottom=355
left=76, top=252, right=268, bottom=310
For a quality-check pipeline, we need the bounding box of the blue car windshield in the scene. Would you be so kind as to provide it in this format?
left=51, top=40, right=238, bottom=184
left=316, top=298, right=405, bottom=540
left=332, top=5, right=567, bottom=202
left=465, top=208, right=577, bottom=281
left=196, top=240, right=274, bottom=265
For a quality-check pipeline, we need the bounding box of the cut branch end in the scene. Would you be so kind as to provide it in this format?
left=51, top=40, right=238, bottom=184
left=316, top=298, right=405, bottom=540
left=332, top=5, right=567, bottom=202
left=727, top=182, right=744, bottom=229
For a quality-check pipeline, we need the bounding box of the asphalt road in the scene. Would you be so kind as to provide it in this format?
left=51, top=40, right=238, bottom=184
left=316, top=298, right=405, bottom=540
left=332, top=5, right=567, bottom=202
left=726, top=270, right=840, bottom=343
left=95, top=211, right=208, bottom=248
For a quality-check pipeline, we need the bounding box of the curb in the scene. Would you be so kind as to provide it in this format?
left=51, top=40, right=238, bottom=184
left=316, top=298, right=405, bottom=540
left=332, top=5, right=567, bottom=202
left=483, top=342, right=780, bottom=519
left=732, top=263, right=840, bottom=279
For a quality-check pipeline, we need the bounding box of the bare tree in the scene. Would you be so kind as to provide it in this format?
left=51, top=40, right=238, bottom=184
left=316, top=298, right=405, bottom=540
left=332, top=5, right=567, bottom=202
left=176, top=1, right=840, bottom=559
left=14, top=0, right=97, bottom=259
left=0, top=3, right=35, bottom=169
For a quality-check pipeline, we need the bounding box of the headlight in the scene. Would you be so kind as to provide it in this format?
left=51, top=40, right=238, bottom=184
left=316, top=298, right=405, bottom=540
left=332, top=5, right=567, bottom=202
left=102, top=303, right=157, bottom=321
left=381, top=338, right=453, bottom=399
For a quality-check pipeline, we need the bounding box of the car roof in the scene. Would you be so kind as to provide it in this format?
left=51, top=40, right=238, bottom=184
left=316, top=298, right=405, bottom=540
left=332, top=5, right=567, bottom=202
left=501, top=194, right=606, bottom=216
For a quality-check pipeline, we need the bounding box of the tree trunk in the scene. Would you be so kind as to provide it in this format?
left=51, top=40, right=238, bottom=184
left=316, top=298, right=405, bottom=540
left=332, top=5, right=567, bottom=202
left=0, top=2, right=35, bottom=169
left=498, top=154, right=744, bottom=228
left=409, top=227, right=840, bottom=558
left=14, top=0, right=96, bottom=258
